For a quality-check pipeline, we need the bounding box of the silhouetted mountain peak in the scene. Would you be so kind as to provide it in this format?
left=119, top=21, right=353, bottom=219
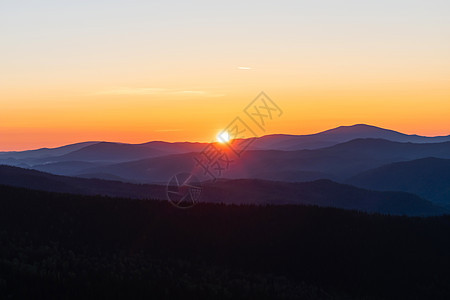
left=319, top=124, right=405, bottom=137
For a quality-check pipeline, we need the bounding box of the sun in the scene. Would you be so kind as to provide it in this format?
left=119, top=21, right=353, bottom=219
left=217, top=131, right=231, bottom=143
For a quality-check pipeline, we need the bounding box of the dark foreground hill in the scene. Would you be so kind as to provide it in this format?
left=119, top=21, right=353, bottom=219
left=202, top=179, right=446, bottom=216
left=0, top=165, right=445, bottom=216
left=1, top=185, right=450, bottom=299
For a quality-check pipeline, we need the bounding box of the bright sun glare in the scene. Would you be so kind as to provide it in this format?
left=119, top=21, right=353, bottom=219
left=217, top=131, right=231, bottom=143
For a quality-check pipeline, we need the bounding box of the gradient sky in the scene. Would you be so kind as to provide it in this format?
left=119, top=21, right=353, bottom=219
left=1, top=0, right=449, bottom=150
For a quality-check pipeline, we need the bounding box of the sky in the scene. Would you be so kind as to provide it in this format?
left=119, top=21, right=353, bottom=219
left=1, top=0, right=449, bottom=150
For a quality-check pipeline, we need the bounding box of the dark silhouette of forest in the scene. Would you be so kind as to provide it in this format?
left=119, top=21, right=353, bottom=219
left=1, top=184, right=450, bottom=299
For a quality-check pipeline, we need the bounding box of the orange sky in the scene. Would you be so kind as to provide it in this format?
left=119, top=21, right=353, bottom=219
left=2, top=82, right=449, bottom=151
left=1, top=1, right=449, bottom=151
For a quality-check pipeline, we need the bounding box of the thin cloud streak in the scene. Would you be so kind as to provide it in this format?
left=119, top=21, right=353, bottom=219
left=94, top=88, right=224, bottom=97
left=154, top=129, right=183, bottom=132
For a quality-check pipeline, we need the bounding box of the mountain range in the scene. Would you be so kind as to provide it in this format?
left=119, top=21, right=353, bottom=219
left=51, top=138, right=450, bottom=184
left=2, top=124, right=450, bottom=163
left=1, top=123, right=449, bottom=214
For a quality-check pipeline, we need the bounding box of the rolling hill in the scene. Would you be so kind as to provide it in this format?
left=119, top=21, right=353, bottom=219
left=348, top=157, right=450, bottom=205
left=0, top=141, right=207, bottom=171
left=201, top=178, right=446, bottom=216
left=0, top=165, right=445, bottom=216
left=77, top=138, right=450, bottom=184
left=0, top=164, right=160, bottom=199
left=0, top=141, right=98, bottom=160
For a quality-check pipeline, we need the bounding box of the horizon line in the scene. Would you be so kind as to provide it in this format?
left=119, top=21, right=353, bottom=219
left=1, top=123, right=450, bottom=152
